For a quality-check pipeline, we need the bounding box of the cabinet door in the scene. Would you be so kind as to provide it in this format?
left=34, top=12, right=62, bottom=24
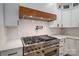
left=59, top=39, right=65, bottom=56
left=62, top=10, right=72, bottom=27
left=72, top=7, right=79, bottom=27
left=0, top=4, right=6, bottom=47
left=0, top=3, right=4, bottom=26
left=4, top=3, right=19, bottom=27
left=49, top=4, right=61, bottom=27
left=63, top=38, right=76, bottom=55
left=73, top=39, right=79, bottom=55
left=0, top=47, right=23, bottom=56
left=63, top=38, right=70, bottom=55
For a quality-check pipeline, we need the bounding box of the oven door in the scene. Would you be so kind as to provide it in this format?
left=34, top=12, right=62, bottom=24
left=42, top=45, right=59, bottom=56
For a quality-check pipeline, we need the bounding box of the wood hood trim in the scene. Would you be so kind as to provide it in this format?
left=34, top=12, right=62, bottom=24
left=19, top=6, right=57, bottom=22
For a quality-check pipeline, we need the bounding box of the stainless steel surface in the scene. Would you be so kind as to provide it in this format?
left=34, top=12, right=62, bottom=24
left=21, top=35, right=59, bottom=56
left=21, top=35, right=59, bottom=45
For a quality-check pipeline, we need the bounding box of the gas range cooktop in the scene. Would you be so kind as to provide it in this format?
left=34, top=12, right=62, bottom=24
left=21, top=35, right=59, bottom=56
left=21, top=35, right=58, bottom=45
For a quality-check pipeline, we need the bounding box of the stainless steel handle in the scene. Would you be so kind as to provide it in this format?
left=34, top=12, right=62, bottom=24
left=8, top=52, right=17, bottom=56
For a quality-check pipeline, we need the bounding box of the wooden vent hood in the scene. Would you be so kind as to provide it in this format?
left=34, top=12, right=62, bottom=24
left=19, top=6, right=57, bottom=22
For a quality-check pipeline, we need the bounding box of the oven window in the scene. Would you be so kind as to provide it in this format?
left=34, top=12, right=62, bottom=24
left=44, top=49, right=58, bottom=56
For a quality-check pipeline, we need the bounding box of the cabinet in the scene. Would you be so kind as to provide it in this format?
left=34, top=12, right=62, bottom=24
left=59, top=38, right=76, bottom=56
left=0, top=47, right=23, bottom=56
left=49, top=5, right=79, bottom=28
left=72, top=7, right=79, bottom=27
left=0, top=4, right=6, bottom=47
left=49, top=9, right=72, bottom=28
left=59, top=38, right=65, bottom=56
left=59, top=37, right=79, bottom=56
left=64, top=38, right=79, bottom=56
left=0, top=3, right=4, bottom=26
left=4, top=3, right=19, bottom=27
left=63, top=38, right=79, bottom=56
left=61, top=10, right=72, bottom=27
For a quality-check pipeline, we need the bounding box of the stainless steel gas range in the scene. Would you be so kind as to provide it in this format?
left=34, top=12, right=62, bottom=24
left=21, top=35, right=60, bottom=56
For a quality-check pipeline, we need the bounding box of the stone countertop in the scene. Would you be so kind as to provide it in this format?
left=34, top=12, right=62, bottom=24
left=0, top=35, right=79, bottom=52
left=0, top=39, right=23, bottom=52
left=49, top=35, right=79, bottom=40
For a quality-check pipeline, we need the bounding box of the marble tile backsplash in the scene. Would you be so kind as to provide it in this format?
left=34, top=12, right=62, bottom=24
left=61, top=28, right=79, bottom=37
left=6, top=19, right=61, bottom=41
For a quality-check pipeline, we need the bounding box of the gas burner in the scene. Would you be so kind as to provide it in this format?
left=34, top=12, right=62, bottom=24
left=38, top=35, right=58, bottom=41
left=21, top=35, right=59, bottom=56
left=21, top=35, right=58, bottom=45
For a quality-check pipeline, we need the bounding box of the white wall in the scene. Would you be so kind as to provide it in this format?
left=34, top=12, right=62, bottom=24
left=6, top=19, right=61, bottom=41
